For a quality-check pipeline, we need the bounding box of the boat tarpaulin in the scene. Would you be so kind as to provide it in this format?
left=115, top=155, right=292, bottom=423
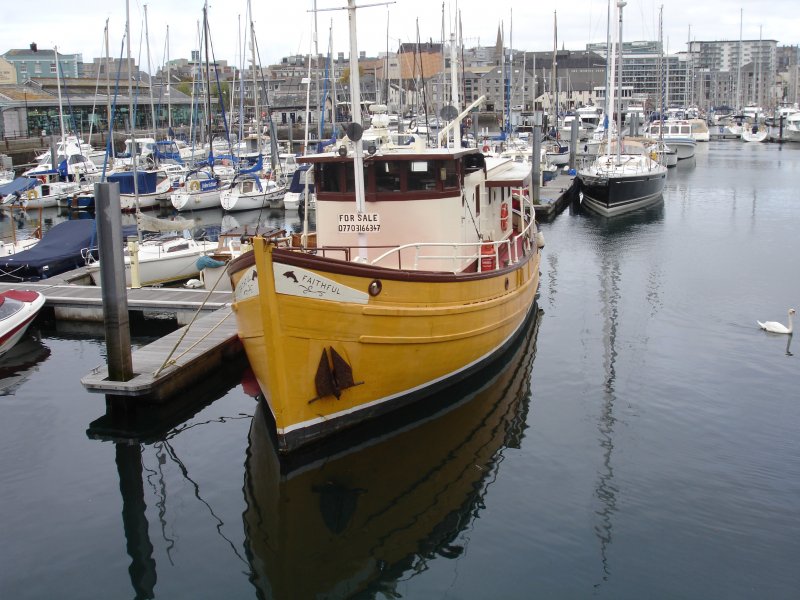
left=0, top=178, right=39, bottom=199
left=108, top=171, right=160, bottom=195
left=0, top=220, right=98, bottom=282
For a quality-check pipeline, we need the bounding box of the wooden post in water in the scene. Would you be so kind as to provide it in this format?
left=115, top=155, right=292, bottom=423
left=95, top=181, right=133, bottom=381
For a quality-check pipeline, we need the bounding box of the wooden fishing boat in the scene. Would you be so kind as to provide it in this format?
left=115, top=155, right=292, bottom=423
left=228, top=136, right=543, bottom=452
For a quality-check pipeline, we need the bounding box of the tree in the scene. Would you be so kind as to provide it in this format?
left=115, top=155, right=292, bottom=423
left=339, top=65, right=365, bottom=83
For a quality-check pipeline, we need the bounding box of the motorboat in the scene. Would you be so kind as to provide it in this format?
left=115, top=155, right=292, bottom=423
left=643, top=120, right=696, bottom=159
left=0, top=290, right=46, bottom=357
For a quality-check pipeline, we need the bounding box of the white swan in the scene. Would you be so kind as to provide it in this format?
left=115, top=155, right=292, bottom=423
left=757, top=308, right=795, bottom=334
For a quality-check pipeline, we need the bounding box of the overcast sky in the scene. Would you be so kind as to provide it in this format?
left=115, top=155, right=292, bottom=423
left=2, top=0, right=798, bottom=71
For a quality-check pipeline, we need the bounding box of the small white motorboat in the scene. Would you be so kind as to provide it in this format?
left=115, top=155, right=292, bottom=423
left=0, top=289, right=46, bottom=357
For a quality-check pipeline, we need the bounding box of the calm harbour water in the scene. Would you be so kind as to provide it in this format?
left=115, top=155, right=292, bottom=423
left=1, top=141, right=799, bottom=599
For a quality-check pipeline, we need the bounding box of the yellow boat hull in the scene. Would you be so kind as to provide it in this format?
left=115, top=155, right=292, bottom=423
left=230, top=238, right=541, bottom=452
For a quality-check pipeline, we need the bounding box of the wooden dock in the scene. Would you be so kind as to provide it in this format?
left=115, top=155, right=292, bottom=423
left=534, top=171, right=578, bottom=220
left=81, top=305, right=242, bottom=401
left=0, top=279, right=232, bottom=325
left=0, top=275, right=241, bottom=400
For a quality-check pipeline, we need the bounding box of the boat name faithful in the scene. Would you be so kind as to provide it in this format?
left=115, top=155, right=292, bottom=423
left=273, top=263, right=369, bottom=304
left=337, top=212, right=381, bottom=234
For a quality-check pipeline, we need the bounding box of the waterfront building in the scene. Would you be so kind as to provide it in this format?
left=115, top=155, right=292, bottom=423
left=689, top=39, right=778, bottom=110
left=2, top=47, right=82, bottom=80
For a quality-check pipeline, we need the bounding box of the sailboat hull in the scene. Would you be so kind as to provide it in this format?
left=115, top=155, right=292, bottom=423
left=579, top=169, right=666, bottom=216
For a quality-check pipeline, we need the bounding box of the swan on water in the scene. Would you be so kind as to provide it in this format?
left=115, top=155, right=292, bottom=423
left=757, top=308, right=795, bottom=334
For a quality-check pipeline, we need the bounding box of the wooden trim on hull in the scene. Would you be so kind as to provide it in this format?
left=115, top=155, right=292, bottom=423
left=275, top=298, right=540, bottom=453
left=228, top=242, right=536, bottom=284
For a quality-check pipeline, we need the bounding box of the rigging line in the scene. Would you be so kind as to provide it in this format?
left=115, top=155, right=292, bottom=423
left=153, top=308, right=232, bottom=377
left=161, top=440, right=249, bottom=566
left=88, top=27, right=107, bottom=145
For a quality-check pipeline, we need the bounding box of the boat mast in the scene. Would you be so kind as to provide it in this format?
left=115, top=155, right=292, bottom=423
left=144, top=4, right=157, bottom=144
left=736, top=8, right=742, bottom=112
left=616, top=0, right=625, bottom=165
left=203, top=1, right=214, bottom=171
left=450, top=28, right=461, bottom=148
left=346, top=0, right=368, bottom=259
left=167, top=25, right=172, bottom=132
left=53, top=45, right=68, bottom=179
left=125, top=0, right=141, bottom=222
left=105, top=20, right=113, bottom=155
left=249, top=0, right=260, bottom=154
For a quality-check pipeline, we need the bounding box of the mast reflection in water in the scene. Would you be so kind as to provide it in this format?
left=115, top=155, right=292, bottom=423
left=242, top=306, right=544, bottom=598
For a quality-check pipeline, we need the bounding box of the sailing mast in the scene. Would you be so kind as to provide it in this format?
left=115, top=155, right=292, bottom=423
left=166, top=25, right=172, bottom=132
left=615, top=1, right=625, bottom=165
left=249, top=0, right=260, bottom=156
left=736, top=8, right=742, bottom=112
left=144, top=5, right=157, bottom=145
left=53, top=45, right=69, bottom=180
left=125, top=0, right=141, bottom=224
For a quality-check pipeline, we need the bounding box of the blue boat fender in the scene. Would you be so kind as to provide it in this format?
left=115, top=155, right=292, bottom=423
left=196, top=255, right=226, bottom=270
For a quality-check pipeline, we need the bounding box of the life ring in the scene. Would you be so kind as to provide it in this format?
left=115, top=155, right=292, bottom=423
left=27, top=189, right=38, bottom=200
left=482, top=145, right=490, bottom=153
left=500, top=202, right=509, bottom=231
left=189, top=180, right=200, bottom=192
left=37, top=175, right=47, bottom=184
left=650, top=151, right=658, bottom=161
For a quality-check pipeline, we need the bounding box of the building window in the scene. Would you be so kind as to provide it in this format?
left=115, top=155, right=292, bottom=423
left=34, top=62, right=41, bottom=74
left=20, top=64, right=27, bottom=74
left=50, top=63, right=57, bottom=74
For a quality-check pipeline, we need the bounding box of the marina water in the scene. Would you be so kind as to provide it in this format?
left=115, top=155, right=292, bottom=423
left=1, top=141, right=799, bottom=598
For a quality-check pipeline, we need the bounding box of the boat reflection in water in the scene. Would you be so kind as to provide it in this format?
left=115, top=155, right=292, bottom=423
left=242, top=305, right=543, bottom=598
left=0, top=334, right=50, bottom=396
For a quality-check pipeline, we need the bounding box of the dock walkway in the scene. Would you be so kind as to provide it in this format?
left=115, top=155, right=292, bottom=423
left=0, top=280, right=232, bottom=324
left=81, top=305, right=241, bottom=401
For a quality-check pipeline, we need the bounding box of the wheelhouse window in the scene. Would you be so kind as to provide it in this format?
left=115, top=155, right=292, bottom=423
left=374, top=160, right=402, bottom=192
left=318, top=162, right=341, bottom=192
left=441, top=160, right=459, bottom=190
left=407, top=161, right=437, bottom=191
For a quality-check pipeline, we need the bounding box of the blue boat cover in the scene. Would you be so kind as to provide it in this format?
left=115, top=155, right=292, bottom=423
left=0, top=177, right=39, bottom=198
left=108, top=171, right=159, bottom=194
left=0, top=220, right=98, bottom=282
left=288, top=165, right=315, bottom=194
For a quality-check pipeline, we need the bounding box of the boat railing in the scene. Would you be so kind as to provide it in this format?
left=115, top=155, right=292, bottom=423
left=370, top=219, right=534, bottom=273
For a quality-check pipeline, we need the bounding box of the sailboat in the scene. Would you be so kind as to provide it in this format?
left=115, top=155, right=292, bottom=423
left=577, top=0, right=666, bottom=217
left=170, top=2, right=226, bottom=212
left=220, top=2, right=287, bottom=212
left=227, top=1, right=543, bottom=453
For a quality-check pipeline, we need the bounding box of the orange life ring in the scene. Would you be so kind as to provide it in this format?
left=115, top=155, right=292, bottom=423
left=482, top=145, right=490, bottom=153
left=500, top=203, right=509, bottom=231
